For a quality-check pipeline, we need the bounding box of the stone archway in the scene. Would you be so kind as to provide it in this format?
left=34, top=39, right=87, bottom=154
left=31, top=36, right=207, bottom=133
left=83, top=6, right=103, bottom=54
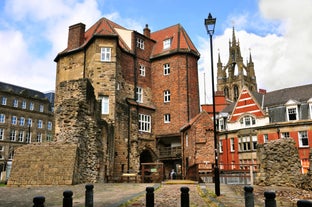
left=140, top=149, right=154, bottom=164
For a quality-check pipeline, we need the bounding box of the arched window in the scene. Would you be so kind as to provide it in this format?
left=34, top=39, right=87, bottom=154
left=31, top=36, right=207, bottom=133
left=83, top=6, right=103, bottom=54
left=239, top=115, right=256, bottom=127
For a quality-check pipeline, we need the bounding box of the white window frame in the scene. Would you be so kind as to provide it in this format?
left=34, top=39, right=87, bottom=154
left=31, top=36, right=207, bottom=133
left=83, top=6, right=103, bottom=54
left=164, top=90, right=170, bottom=103
left=136, top=87, right=143, bottom=103
left=36, top=133, right=42, bottom=142
left=28, top=118, right=32, bottom=127
left=13, top=99, right=18, bottom=107
left=11, top=116, right=17, bottom=125
left=30, top=102, right=34, bottom=111
left=219, top=140, right=223, bottom=153
left=100, top=96, right=109, bottom=115
left=100, top=47, right=111, bottom=62
left=26, top=131, right=31, bottom=143
left=0, top=129, right=4, bottom=140
left=22, top=100, right=26, bottom=109
left=0, top=114, right=5, bottom=123
left=10, top=129, right=16, bottom=141
left=18, top=131, right=24, bottom=142
left=37, top=120, right=43, bottom=129
left=20, top=117, right=25, bottom=126
left=281, top=132, right=290, bottom=139
left=164, top=63, right=170, bottom=75
left=39, top=105, right=44, bottom=112
left=139, top=65, right=145, bottom=76
left=287, top=106, right=298, bottom=121
left=230, top=138, right=235, bottom=152
left=1, top=97, right=7, bottom=105
left=136, top=38, right=144, bottom=49
left=47, top=121, right=52, bottom=130
left=298, top=131, right=309, bottom=147
left=164, top=114, right=171, bottom=123
left=263, top=134, right=268, bottom=143
left=139, top=114, right=151, bottom=133
left=219, top=118, right=225, bottom=130
left=163, top=38, right=171, bottom=50
left=239, top=115, right=256, bottom=127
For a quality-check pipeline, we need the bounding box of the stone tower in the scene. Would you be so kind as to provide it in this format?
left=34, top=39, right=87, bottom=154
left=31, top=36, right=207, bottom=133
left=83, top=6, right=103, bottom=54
left=217, top=27, right=257, bottom=101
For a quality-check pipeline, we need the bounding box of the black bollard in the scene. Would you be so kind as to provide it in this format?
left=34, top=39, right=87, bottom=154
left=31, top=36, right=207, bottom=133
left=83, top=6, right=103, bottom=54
left=85, top=184, right=94, bottom=207
left=146, top=187, right=154, bottom=207
left=264, top=191, right=276, bottom=207
left=181, top=187, right=190, bottom=207
left=297, top=200, right=312, bottom=207
left=63, top=190, right=73, bottom=207
left=33, top=196, right=45, bottom=207
left=244, top=186, right=254, bottom=207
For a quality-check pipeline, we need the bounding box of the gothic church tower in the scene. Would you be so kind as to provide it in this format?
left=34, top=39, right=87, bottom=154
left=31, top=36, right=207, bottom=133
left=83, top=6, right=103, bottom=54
left=217, top=27, right=257, bottom=101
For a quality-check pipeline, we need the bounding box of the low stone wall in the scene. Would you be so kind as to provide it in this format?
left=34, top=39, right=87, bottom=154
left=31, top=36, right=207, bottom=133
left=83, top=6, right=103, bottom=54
left=256, top=138, right=302, bottom=187
left=8, top=143, right=77, bottom=186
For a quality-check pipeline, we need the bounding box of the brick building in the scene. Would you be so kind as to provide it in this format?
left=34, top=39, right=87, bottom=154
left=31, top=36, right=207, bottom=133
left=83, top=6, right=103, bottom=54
left=0, top=82, right=54, bottom=180
left=218, top=84, right=312, bottom=174
left=54, top=18, right=200, bottom=179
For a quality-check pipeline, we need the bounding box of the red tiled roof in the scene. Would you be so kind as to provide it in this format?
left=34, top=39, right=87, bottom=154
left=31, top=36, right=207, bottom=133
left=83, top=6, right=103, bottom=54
left=150, top=24, right=199, bottom=58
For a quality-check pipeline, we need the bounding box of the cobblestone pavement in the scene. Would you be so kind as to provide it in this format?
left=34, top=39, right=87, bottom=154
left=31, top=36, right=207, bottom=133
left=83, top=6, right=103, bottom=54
left=124, top=184, right=210, bottom=207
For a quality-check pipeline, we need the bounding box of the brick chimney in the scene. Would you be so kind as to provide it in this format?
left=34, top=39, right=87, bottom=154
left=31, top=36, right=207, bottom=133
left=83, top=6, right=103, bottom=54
left=143, top=24, right=150, bottom=38
left=67, top=23, right=85, bottom=50
left=259, top=88, right=267, bottom=94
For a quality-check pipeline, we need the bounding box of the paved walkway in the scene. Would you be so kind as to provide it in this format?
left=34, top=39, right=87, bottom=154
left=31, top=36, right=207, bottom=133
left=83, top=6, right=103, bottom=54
left=0, top=182, right=254, bottom=207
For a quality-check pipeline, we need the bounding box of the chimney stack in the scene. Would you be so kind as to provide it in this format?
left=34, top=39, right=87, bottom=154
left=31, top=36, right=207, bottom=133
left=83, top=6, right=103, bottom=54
left=67, top=23, right=86, bottom=50
left=143, top=24, right=150, bottom=38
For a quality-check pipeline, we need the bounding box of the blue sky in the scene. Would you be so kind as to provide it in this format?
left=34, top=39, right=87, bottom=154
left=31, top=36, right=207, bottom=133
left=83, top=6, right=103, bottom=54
left=0, top=0, right=311, bottom=104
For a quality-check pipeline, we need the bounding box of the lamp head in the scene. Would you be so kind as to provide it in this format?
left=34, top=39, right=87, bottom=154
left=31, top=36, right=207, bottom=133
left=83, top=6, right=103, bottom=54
left=205, top=13, right=216, bottom=36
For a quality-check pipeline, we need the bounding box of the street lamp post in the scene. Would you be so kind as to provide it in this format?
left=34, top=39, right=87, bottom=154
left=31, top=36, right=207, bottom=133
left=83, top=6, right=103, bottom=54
left=205, top=13, right=220, bottom=196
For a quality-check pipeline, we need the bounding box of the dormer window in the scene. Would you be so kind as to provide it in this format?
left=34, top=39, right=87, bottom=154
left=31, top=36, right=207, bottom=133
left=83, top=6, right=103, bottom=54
left=285, top=100, right=299, bottom=121
left=163, top=38, right=172, bottom=50
left=239, top=115, right=256, bottom=127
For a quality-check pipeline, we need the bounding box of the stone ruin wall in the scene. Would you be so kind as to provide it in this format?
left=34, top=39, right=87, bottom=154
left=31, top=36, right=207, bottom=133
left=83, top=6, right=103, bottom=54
left=256, top=138, right=312, bottom=190
left=8, top=79, right=104, bottom=186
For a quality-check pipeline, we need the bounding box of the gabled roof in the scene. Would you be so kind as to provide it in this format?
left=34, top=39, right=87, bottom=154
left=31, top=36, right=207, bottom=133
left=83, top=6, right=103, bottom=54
left=180, top=110, right=212, bottom=132
left=150, top=24, right=200, bottom=58
left=264, top=84, right=312, bottom=107
left=228, top=86, right=266, bottom=122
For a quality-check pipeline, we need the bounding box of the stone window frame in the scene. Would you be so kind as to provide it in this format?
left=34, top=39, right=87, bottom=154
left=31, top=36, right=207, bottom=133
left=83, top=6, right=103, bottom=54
left=163, top=63, right=170, bottom=75
left=164, top=114, right=170, bottom=123
left=139, top=64, right=145, bottom=76
left=100, top=47, right=111, bottom=62
left=298, top=131, right=309, bottom=148
left=164, top=90, right=170, bottom=103
left=0, top=114, right=5, bottom=123
left=138, top=113, right=151, bottom=133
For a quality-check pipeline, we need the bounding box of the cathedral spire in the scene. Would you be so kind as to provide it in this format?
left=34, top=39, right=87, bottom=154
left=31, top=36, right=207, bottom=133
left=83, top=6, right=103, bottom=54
left=232, top=27, right=236, bottom=46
